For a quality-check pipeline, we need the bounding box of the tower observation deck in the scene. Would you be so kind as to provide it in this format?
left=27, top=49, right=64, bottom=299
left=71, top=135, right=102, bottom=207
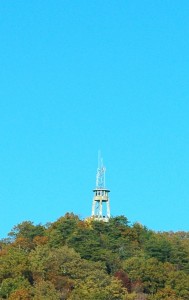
left=91, top=153, right=110, bottom=222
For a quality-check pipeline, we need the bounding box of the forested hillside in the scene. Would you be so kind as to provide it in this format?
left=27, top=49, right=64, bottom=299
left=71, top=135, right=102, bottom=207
left=0, top=213, right=189, bottom=300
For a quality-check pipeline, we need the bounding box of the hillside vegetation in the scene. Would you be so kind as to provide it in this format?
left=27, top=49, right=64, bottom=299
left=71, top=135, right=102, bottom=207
left=0, top=213, right=189, bottom=299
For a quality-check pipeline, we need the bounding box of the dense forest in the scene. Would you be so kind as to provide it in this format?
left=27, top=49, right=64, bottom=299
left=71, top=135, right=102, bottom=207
left=0, top=213, right=189, bottom=300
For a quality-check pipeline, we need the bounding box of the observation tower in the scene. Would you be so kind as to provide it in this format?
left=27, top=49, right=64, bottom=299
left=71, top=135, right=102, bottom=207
left=91, top=153, right=110, bottom=222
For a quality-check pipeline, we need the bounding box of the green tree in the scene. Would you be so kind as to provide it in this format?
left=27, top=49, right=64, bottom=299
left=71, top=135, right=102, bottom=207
left=8, top=221, right=45, bottom=242
left=47, top=213, right=80, bottom=247
left=147, top=286, right=182, bottom=300
left=32, top=280, right=60, bottom=300
left=0, top=277, right=30, bottom=299
left=123, top=257, right=166, bottom=294
left=0, top=247, right=30, bottom=282
left=68, top=277, right=136, bottom=300
left=145, top=234, right=172, bottom=263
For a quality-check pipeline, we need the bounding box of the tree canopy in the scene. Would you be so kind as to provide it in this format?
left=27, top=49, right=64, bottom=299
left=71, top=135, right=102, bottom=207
left=0, top=213, right=189, bottom=299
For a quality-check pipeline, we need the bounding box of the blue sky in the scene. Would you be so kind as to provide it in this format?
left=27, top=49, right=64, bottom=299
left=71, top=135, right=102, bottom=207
left=0, top=1, right=189, bottom=238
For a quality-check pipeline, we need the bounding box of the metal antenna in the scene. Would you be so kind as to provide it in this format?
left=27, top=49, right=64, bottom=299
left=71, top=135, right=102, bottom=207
left=96, top=151, right=106, bottom=188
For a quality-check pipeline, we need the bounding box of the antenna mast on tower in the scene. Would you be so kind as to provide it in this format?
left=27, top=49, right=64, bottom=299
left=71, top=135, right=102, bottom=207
left=91, top=152, right=110, bottom=222
left=96, top=151, right=106, bottom=188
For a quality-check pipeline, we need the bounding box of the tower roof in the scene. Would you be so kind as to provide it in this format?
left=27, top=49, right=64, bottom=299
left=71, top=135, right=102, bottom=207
left=93, top=188, right=110, bottom=192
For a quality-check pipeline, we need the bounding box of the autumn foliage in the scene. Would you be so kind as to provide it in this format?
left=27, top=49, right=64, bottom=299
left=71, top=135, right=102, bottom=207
left=0, top=213, right=189, bottom=299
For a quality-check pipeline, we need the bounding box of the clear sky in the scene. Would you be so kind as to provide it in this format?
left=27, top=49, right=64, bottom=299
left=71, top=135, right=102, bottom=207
left=0, top=1, right=189, bottom=238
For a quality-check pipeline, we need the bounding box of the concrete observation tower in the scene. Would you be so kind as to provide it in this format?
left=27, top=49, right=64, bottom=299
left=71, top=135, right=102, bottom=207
left=91, top=153, right=110, bottom=222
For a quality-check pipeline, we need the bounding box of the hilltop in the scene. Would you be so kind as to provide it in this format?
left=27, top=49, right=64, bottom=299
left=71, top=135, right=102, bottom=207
left=0, top=213, right=189, bottom=299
